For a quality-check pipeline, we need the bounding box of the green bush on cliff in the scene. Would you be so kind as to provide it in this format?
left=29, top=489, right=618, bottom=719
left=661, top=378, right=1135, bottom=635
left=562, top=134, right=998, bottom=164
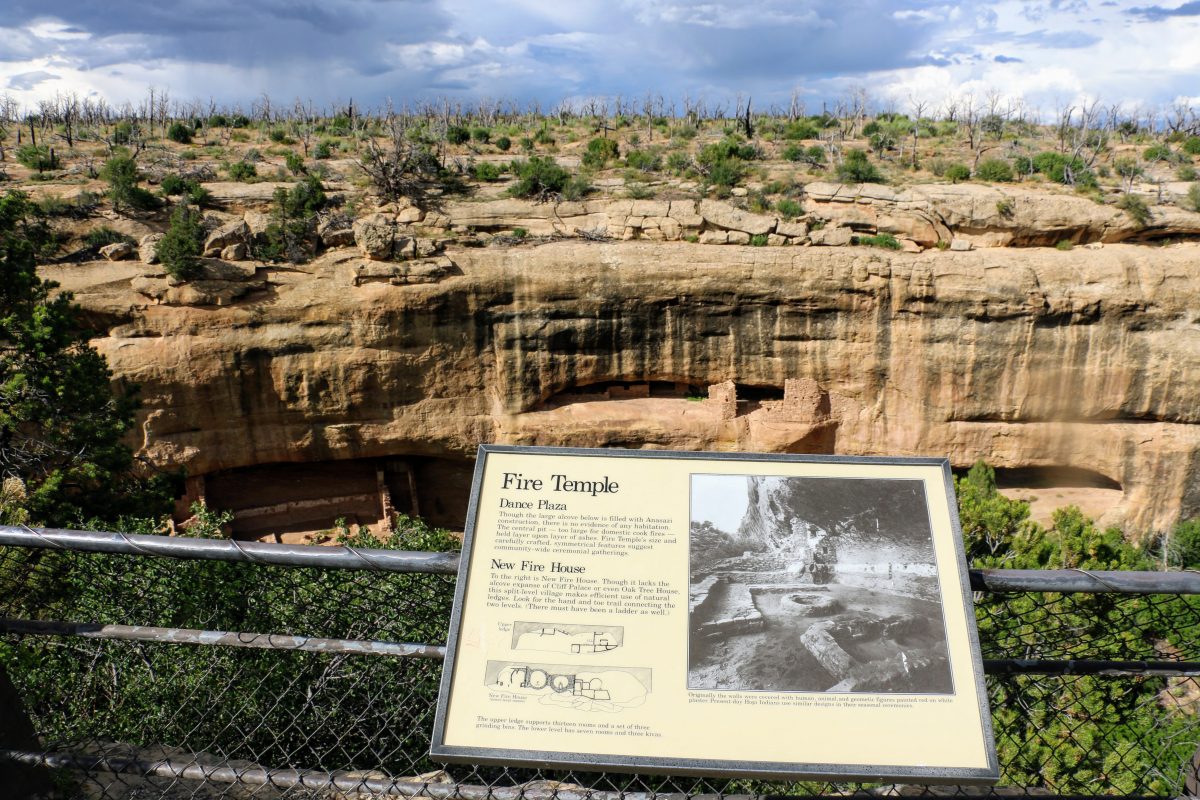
left=254, top=174, right=327, bottom=263
left=581, top=137, right=619, bottom=169
left=0, top=190, right=173, bottom=525
left=100, top=153, right=160, bottom=212
left=974, top=158, right=1014, bottom=182
left=1117, top=193, right=1152, bottom=227
left=836, top=149, right=883, bottom=183
left=508, top=156, right=590, bottom=200
left=1186, top=183, right=1200, bottom=213
left=158, top=200, right=205, bottom=280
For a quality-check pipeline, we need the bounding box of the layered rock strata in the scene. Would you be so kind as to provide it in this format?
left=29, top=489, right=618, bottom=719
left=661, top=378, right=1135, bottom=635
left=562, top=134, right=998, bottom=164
left=43, top=238, right=1200, bottom=536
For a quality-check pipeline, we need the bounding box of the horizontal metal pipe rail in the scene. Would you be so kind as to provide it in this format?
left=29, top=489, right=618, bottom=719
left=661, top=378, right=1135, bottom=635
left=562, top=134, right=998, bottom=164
left=3, top=526, right=1199, bottom=797
left=5, top=526, right=1200, bottom=594
left=0, top=525, right=461, bottom=574
left=7, top=617, right=1194, bottom=676
left=0, top=749, right=1173, bottom=800
left=0, top=618, right=448, bottom=659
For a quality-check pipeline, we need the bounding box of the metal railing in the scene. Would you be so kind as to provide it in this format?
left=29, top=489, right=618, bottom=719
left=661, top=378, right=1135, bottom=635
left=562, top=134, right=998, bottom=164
left=1, top=524, right=1199, bottom=798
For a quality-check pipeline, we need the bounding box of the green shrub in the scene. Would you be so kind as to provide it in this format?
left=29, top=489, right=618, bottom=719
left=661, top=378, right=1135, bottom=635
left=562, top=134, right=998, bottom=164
left=1031, top=151, right=1095, bottom=186
left=1055, top=239, right=1074, bottom=251
left=625, top=149, right=661, bottom=172
left=1114, top=156, right=1143, bottom=183
left=471, top=127, right=490, bottom=144
left=1177, top=164, right=1197, bottom=182
left=226, top=161, right=258, bottom=182
left=1117, top=193, right=1152, bottom=227
left=111, top=121, right=134, bottom=145
left=1143, top=143, right=1177, bottom=163
left=699, top=136, right=758, bottom=165
left=775, top=198, right=804, bottom=219
left=511, top=227, right=528, bottom=239
left=749, top=233, right=769, bottom=246
left=853, top=232, right=901, bottom=249
left=268, top=128, right=294, bottom=145
left=533, top=127, right=555, bottom=146
left=508, top=156, right=571, bottom=199
left=495, top=135, right=511, bottom=152
left=253, top=175, right=328, bottom=263
left=186, top=183, right=211, bottom=208
left=158, top=202, right=205, bottom=280
left=473, top=162, right=503, bottom=182
left=446, top=125, right=470, bottom=145
left=100, top=154, right=158, bottom=212
left=582, top=137, right=620, bottom=169
left=944, top=163, right=971, bottom=183
left=207, top=114, right=228, bottom=129
left=666, top=151, right=691, bottom=174
left=284, top=151, right=306, bottom=175
left=974, top=158, right=1014, bottom=182
left=159, top=173, right=188, bottom=196
left=624, top=180, right=654, bottom=200
left=996, top=198, right=1015, bottom=218
left=836, top=149, right=883, bottom=183
left=1183, top=137, right=1200, bottom=156
left=1187, top=183, right=1200, bottom=213
left=16, top=145, right=59, bottom=172
left=166, top=122, right=193, bottom=144
left=706, top=159, right=746, bottom=188
left=782, top=120, right=819, bottom=140
left=83, top=227, right=134, bottom=249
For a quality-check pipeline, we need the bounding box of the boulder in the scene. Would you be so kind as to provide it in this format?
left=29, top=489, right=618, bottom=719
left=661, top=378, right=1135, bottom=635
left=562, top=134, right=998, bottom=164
left=243, top=211, right=270, bottom=237
left=203, top=220, right=250, bottom=257
left=697, top=200, right=776, bottom=235
left=776, top=220, right=809, bottom=239
left=353, top=213, right=396, bottom=260
left=810, top=226, right=853, bottom=246
left=99, top=241, right=135, bottom=261
left=221, top=243, right=248, bottom=261
left=317, top=217, right=355, bottom=248
left=353, top=257, right=457, bottom=286
left=139, top=233, right=163, bottom=265
left=395, top=206, right=424, bottom=224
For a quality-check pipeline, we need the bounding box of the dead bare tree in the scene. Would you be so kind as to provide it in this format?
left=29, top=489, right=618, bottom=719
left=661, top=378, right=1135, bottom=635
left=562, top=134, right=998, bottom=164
left=358, top=117, right=443, bottom=209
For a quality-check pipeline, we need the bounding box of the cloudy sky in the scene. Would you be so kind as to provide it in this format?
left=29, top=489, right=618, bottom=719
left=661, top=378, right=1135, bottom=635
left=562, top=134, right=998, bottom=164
left=0, top=1, right=1198, bottom=116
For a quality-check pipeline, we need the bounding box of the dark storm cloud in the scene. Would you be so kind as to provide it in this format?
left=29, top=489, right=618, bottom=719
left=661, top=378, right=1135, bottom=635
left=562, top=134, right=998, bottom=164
left=7, top=69, right=57, bottom=90
left=1127, top=2, right=1200, bottom=20
left=0, top=1, right=450, bottom=72
left=0, top=0, right=1186, bottom=109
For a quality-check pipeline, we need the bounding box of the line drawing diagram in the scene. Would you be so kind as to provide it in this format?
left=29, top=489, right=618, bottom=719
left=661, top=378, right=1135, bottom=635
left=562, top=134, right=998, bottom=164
left=511, top=621, right=624, bottom=654
left=485, top=660, right=651, bottom=712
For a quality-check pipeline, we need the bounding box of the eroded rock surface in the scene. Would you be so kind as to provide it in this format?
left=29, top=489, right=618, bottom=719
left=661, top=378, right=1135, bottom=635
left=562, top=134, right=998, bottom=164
left=42, top=239, right=1200, bottom=535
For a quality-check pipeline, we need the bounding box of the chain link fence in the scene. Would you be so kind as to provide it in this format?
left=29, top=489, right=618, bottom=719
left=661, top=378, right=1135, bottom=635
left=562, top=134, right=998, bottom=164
left=1, top=526, right=1199, bottom=799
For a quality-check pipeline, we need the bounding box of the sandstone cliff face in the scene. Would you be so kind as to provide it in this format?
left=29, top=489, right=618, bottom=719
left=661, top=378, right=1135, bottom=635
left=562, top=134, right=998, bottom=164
left=44, top=235, right=1200, bottom=536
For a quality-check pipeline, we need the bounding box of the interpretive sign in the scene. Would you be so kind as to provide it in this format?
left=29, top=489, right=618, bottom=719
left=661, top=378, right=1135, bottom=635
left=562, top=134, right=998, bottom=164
left=432, top=445, right=998, bottom=783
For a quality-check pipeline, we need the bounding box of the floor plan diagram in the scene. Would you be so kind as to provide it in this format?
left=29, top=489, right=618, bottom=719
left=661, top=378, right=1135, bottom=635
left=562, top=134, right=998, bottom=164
left=511, top=622, right=624, bottom=655
left=485, top=660, right=651, bottom=712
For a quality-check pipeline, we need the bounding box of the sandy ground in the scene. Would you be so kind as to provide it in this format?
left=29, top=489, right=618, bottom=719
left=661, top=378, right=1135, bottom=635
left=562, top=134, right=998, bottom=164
left=997, top=485, right=1124, bottom=527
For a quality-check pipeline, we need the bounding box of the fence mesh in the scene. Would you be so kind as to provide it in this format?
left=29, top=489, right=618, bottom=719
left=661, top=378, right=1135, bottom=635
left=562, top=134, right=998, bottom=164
left=1, top=538, right=1199, bottom=799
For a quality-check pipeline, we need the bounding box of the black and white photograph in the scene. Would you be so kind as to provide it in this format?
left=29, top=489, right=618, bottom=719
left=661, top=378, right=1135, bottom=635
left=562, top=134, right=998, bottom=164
left=689, top=474, right=952, bottom=694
